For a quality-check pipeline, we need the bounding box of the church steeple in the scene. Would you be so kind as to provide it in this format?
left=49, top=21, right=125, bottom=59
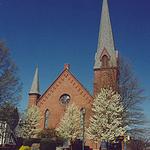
left=93, top=0, right=119, bottom=95
left=94, top=0, right=117, bottom=69
left=28, top=66, right=40, bottom=107
left=29, top=66, right=40, bottom=95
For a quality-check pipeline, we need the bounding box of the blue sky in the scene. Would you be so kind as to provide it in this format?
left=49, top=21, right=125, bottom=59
left=0, top=0, right=150, bottom=122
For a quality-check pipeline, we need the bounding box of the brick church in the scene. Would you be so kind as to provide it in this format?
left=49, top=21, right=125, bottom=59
left=28, top=0, right=118, bottom=132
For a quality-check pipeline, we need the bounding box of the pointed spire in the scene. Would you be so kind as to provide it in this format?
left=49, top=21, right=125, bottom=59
left=29, top=66, right=40, bottom=95
left=98, top=0, right=115, bottom=52
left=94, top=0, right=117, bottom=69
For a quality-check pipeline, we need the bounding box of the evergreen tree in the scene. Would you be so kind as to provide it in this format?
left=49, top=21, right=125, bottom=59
left=18, top=106, right=41, bottom=139
left=87, top=88, right=126, bottom=143
left=56, top=103, right=81, bottom=144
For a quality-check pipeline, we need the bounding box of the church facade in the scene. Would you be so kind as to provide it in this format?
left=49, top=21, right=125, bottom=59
left=28, top=0, right=118, bottom=132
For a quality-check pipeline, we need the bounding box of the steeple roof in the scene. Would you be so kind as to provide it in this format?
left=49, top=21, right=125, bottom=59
left=94, top=0, right=117, bottom=69
left=29, top=66, right=40, bottom=95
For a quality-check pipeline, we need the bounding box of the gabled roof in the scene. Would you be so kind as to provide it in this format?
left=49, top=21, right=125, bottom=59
left=100, top=47, right=111, bottom=60
left=37, top=67, right=93, bottom=105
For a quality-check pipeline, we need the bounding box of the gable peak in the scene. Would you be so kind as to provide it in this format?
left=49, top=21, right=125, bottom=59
left=64, top=64, right=70, bottom=70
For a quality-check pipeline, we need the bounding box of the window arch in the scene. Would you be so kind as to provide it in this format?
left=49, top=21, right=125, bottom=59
left=44, top=109, right=49, bottom=129
left=101, top=55, right=109, bottom=68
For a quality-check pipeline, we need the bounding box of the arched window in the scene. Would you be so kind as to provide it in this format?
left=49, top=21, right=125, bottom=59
left=101, top=55, right=109, bottom=68
left=44, top=109, right=49, bottom=129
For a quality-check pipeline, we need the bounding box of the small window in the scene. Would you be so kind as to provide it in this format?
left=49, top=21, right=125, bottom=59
left=44, top=109, right=49, bottom=128
left=101, top=55, right=109, bottom=68
left=59, top=94, right=70, bottom=105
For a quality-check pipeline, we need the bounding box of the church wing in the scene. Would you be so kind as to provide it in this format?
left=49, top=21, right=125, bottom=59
left=36, top=66, right=93, bottom=128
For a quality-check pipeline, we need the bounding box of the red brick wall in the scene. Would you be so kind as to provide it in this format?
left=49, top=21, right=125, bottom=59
left=94, top=67, right=118, bottom=96
left=36, top=69, right=93, bottom=129
left=28, top=94, right=40, bottom=108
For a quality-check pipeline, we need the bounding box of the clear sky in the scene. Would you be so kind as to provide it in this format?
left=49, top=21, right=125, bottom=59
left=0, top=0, right=150, bottom=122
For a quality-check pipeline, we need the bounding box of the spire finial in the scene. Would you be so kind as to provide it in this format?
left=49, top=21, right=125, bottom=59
left=94, top=0, right=117, bottom=69
left=29, top=66, right=40, bottom=95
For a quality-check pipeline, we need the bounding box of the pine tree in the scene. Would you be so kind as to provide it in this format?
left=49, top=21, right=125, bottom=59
left=87, top=88, right=126, bottom=143
left=18, top=106, right=41, bottom=139
left=56, top=103, right=81, bottom=144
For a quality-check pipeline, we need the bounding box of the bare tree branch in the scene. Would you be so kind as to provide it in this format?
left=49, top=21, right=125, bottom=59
left=118, top=57, right=147, bottom=137
left=0, top=41, right=22, bottom=106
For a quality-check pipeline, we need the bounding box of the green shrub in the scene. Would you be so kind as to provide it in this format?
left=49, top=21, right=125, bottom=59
left=38, top=128, right=64, bottom=146
left=23, top=139, right=33, bottom=147
left=40, top=138, right=56, bottom=150
left=38, top=128, right=57, bottom=138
